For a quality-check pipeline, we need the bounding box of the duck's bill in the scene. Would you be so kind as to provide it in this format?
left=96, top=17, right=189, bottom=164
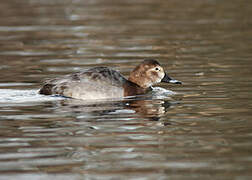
left=169, top=79, right=182, bottom=84
left=161, top=73, right=182, bottom=84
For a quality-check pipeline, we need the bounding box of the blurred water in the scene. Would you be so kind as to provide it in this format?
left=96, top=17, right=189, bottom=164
left=0, top=0, right=252, bottom=179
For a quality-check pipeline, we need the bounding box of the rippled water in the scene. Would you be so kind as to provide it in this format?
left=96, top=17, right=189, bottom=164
left=0, top=0, right=252, bottom=179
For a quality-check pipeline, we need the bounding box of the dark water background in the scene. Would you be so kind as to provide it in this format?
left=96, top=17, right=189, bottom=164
left=0, top=0, right=252, bottom=179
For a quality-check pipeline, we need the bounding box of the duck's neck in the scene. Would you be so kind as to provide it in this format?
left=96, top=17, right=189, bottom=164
left=123, top=81, right=151, bottom=97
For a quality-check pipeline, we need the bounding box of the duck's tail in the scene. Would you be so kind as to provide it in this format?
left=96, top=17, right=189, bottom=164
left=39, top=84, right=54, bottom=95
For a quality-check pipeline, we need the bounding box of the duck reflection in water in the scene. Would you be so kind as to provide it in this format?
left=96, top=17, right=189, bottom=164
left=54, top=95, right=180, bottom=122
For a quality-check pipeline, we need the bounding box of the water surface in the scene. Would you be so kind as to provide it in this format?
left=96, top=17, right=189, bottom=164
left=0, top=0, right=252, bottom=179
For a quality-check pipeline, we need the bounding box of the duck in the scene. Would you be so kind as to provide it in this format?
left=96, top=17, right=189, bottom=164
left=39, top=59, right=182, bottom=100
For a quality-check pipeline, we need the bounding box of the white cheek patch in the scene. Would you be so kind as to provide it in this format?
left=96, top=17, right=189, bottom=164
left=161, top=73, right=165, bottom=79
left=158, top=72, right=165, bottom=81
left=153, top=72, right=163, bottom=83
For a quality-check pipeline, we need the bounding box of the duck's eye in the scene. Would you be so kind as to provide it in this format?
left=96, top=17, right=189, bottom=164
left=155, top=67, right=160, bottom=71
